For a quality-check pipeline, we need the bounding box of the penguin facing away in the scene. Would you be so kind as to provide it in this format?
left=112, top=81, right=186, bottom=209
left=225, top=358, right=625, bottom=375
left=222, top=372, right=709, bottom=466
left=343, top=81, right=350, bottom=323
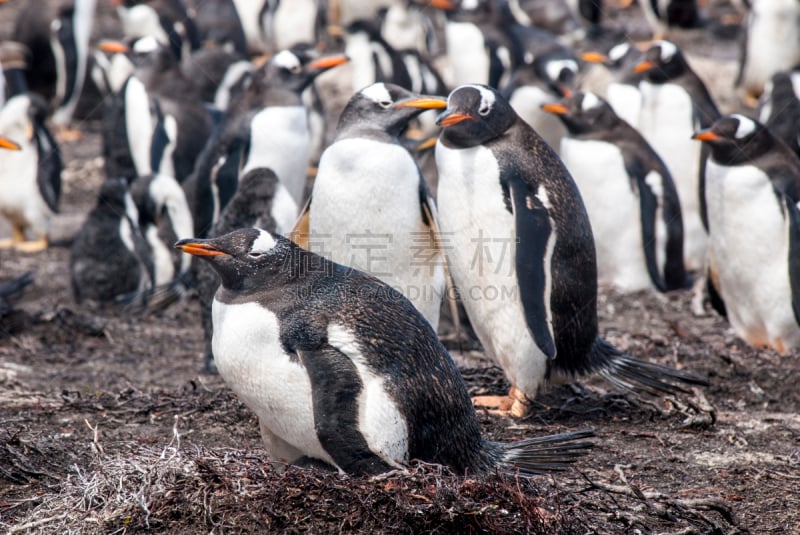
left=294, top=83, right=446, bottom=332
left=431, top=84, right=707, bottom=418
left=177, top=227, right=594, bottom=475
left=0, top=93, right=62, bottom=252
left=758, top=70, right=800, bottom=159
left=542, top=91, right=687, bottom=293
left=693, top=114, right=800, bottom=354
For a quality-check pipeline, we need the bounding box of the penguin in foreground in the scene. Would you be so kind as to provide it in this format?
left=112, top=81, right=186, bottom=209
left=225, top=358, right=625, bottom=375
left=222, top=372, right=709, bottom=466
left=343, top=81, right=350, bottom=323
left=427, top=84, right=707, bottom=418
left=0, top=93, right=62, bottom=252
left=542, top=91, right=687, bottom=293
left=294, top=83, right=446, bottom=331
left=70, top=177, right=154, bottom=306
left=693, top=114, right=800, bottom=354
left=177, top=227, right=594, bottom=475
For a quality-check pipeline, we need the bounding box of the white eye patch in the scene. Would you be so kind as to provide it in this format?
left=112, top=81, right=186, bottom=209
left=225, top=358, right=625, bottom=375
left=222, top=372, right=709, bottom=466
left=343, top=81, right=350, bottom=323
left=732, top=114, right=756, bottom=139
left=250, top=229, right=277, bottom=254
left=581, top=92, right=602, bottom=111
left=544, top=59, right=577, bottom=82
left=656, top=40, right=678, bottom=62
left=272, top=50, right=301, bottom=71
left=133, top=35, right=160, bottom=54
left=608, top=43, right=630, bottom=62
left=360, top=83, right=392, bottom=104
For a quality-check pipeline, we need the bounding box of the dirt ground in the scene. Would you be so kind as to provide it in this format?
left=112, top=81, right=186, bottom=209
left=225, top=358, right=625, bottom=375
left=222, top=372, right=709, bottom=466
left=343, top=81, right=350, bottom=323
left=1, top=1, right=800, bottom=534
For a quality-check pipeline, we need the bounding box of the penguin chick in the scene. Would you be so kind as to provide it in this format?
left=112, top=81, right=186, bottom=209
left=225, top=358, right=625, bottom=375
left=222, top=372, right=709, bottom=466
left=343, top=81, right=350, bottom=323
left=542, top=91, right=687, bottom=292
left=70, top=177, right=154, bottom=306
left=296, top=83, right=446, bottom=332
left=694, top=114, right=800, bottom=354
left=0, top=94, right=62, bottom=252
left=433, top=84, right=707, bottom=418
left=177, top=227, right=595, bottom=475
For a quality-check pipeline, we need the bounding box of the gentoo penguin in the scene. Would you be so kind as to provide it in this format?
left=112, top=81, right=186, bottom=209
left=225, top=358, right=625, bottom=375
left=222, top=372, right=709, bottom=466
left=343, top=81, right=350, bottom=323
left=115, top=0, right=201, bottom=61
left=344, top=20, right=413, bottom=95
left=737, top=0, right=800, bottom=104
left=694, top=114, right=800, bottom=354
left=295, top=83, right=446, bottom=331
left=635, top=40, right=720, bottom=272
left=184, top=49, right=348, bottom=237
left=13, top=0, right=97, bottom=134
left=580, top=42, right=645, bottom=128
left=129, top=172, right=194, bottom=291
left=379, top=0, right=447, bottom=56
left=0, top=93, right=62, bottom=252
left=542, top=91, right=687, bottom=292
left=177, top=227, right=595, bottom=475
left=194, top=167, right=288, bottom=372
left=70, top=177, right=155, bottom=306
left=263, top=0, right=324, bottom=52
left=431, top=84, right=707, bottom=417
left=758, top=70, right=800, bottom=159
left=186, top=0, right=248, bottom=56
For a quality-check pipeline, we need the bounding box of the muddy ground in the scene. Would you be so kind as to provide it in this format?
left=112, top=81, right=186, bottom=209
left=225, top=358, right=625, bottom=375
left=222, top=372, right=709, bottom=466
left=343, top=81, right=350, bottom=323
left=1, top=1, right=799, bottom=533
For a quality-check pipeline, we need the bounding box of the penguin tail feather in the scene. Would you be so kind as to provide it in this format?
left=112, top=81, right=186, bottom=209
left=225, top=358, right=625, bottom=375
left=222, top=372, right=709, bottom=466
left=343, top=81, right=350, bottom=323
left=591, top=338, right=709, bottom=396
left=0, top=270, right=35, bottom=302
left=145, top=279, right=189, bottom=313
left=498, top=429, right=595, bottom=477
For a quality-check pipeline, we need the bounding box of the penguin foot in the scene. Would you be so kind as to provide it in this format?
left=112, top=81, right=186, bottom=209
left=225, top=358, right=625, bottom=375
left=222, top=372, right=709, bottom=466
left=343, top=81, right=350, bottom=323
left=472, top=394, right=514, bottom=411
left=56, top=127, right=83, bottom=143
left=13, top=235, right=48, bottom=253
left=0, top=238, right=14, bottom=249
left=473, top=387, right=533, bottom=418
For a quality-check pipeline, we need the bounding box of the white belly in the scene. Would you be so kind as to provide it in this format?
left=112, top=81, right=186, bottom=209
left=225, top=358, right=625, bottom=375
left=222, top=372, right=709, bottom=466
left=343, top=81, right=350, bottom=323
left=435, top=143, right=548, bottom=397
left=212, top=299, right=336, bottom=467
left=638, top=81, right=706, bottom=270
left=310, top=139, right=444, bottom=330
left=561, top=138, right=653, bottom=291
left=607, top=83, right=641, bottom=127
left=705, top=160, right=800, bottom=351
left=243, top=106, right=310, bottom=207
left=272, top=0, right=317, bottom=50
left=742, top=0, right=800, bottom=95
left=445, top=22, right=489, bottom=87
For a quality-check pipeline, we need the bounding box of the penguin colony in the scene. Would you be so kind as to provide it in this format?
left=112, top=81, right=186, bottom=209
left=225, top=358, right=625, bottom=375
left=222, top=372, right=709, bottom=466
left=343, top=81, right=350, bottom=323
left=2, top=0, right=799, bottom=476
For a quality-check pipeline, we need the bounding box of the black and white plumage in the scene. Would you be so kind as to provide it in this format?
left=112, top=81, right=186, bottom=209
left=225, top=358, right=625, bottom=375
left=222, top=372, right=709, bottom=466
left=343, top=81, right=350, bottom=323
left=295, top=83, right=446, bottom=331
left=542, top=91, right=687, bottom=292
left=580, top=42, right=645, bottom=128
left=195, top=167, right=285, bottom=372
left=635, top=40, right=720, bottom=272
left=433, top=84, right=707, bottom=418
left=758, top=70, right=800, bottom=159
left=694, top=114, right=800, bottom=354
left=115, top=0, right=201, bottom=61
left=177, top=226, right=594, bottom=475
left=70, top=177, right=154, bottom=306
left=640, top=0, right=703, bottom=38
left=0, top=93, right=62, bottom=252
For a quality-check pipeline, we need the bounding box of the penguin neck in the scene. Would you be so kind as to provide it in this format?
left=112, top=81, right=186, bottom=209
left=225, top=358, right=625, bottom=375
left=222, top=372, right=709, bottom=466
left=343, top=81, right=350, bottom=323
left=708, top=136, right=773, bottom=166
left=3, top=68, right=28, bottom=99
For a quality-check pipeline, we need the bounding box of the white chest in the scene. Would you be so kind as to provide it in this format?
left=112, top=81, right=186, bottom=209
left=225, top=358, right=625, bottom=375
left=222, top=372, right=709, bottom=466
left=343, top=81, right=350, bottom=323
left=445, top=22, right=489, bottom=87
left=508, top=86, right=566, bottom=152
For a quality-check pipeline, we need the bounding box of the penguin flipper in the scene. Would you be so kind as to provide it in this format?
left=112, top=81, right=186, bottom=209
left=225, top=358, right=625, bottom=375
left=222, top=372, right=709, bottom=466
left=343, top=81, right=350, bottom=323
left=497, top=429, right=595, bottom=477
left=508, top=177, right=557, bottom=359
left=34, top=123, right=63, bottom=213
left=289, top=196, right=311, bottom=249
left=636, top=171, right=667, bottom=292
left=294, top=346, right=395, bottom=475
left=782, top=195, right=800, bottom=325
left=591, top=338, right=709, bottom=397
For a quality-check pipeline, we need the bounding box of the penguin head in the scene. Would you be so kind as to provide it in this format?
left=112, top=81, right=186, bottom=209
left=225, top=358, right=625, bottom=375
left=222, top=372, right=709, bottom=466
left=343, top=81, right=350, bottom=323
left=437, top=85, right=517, bottom=148
left=95, top=177, right=132, bottom=214
left=537, top=56, right=578, bottom=98
left=582, top=42, right=643, bottom=82
left=339, top=83, right=447, bottom=137
left=176, top=228, right=297, bottom=291
left=692, top=114, right=773, bottom=165
left=259, top=49, right=349, bottom=95
left=633, top=40, right=687, bottom=83
left=541, top=92, right=618, bottom=135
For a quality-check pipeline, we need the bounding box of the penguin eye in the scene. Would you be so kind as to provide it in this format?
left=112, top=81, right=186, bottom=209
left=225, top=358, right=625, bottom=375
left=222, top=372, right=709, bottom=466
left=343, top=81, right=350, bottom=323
left=248, top=252, right=264, bottom=258
left=289, top=64, right=301, bottom=74
left=378, top=100, right=392, bottom=109
left=478, top=103, right=490, bottom=116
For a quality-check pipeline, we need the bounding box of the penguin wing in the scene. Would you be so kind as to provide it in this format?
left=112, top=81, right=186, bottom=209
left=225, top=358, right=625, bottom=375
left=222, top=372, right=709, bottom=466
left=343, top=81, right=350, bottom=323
left=782, top=195, right=800, bottom=325
left=625, top=157, right=667, bottom=292
left=34, top=123, right=63, bottom=213
left=508, top=175, right=557, bottom=359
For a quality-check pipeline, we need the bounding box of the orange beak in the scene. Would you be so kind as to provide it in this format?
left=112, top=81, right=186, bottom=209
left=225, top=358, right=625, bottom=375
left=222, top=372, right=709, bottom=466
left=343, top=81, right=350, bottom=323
left=437, top=112, right=475, bottom=127
left=308, top=54, right=349, bottom=71
left=540, top=103, right=569, bottom=115
left=692, top=130, right=720, bottom=142
left=428, top=0, right=455, bottom=9
left=0, top=136, right=21, bottom=150
left=581, top=51, right=608, bottom=64
left=633, top=60, right=655, bottom=74
left=395, top=97, right=448, bottom=110
left=175, top=240, right=225, bottom=257
left=98, top=40, right=129, bottom=54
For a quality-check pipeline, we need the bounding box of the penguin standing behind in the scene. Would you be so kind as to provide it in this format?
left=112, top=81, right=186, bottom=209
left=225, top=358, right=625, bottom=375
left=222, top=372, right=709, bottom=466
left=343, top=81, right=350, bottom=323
left=737, top=0, right=800, bottom=105
left=294, top=83, right=446, bottom=331
left=177, top=227, right=594, bottom=475
left=70, top=177, right=155, bottom=306
left=758, top=70, right=800, bottom=159
left=635, top=40, right=720, bottom=272
left=430, top=84, right=707, bottom=417
left=0, top=93, right=62, bottom=252
left=694, top=114, right=800, bottom=354
left=580, top=42, right=645, bottom=128
left=542, top=91, right=687, bottom=293
left=639, top=0, right=703, bottom=39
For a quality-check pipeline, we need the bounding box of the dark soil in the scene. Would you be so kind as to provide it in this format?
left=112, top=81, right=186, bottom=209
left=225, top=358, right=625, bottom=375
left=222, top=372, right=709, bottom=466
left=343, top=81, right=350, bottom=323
left=1, top=1, right=799, bottom=533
